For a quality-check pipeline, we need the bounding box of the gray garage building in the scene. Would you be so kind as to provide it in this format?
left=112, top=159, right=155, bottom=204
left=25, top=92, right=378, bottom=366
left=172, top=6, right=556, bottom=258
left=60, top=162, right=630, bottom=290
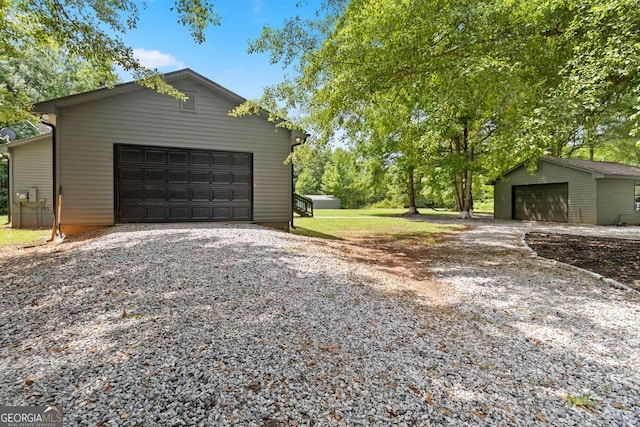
left=8, top=69, right=305, bottom=234
left=493, top=157, right=640, bottom=225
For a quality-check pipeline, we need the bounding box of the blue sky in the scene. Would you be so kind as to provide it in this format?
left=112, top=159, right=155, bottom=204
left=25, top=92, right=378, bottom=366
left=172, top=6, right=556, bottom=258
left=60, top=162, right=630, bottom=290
left=118, top=1, right=321, bottom=100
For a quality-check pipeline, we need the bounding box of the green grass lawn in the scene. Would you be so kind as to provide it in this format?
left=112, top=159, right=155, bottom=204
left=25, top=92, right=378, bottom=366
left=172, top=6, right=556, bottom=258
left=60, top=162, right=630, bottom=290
left=0, top=215, right=51, bottom=249
left=291, top=209, right=465, bottom=240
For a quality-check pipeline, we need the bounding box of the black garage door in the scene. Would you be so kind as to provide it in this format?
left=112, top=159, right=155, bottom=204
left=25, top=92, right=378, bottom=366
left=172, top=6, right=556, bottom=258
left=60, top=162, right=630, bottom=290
left=115, top=145, right=252, bottom=223
left=513, top=183, right=568, bottom=222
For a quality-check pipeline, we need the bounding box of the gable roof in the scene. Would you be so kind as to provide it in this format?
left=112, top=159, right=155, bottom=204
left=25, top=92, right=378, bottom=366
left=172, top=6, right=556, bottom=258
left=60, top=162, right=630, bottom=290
left=496, top=156, right=640, bottom=183
left=32, top=68, right=247, bottom=113
left=0, top=133, right=51, bottom=153
left=543, top=157, right=640, bottom=177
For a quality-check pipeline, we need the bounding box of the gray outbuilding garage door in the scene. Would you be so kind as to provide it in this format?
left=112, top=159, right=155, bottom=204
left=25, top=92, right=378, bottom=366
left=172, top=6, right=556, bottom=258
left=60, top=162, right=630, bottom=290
left=115, top=145, right=252, bottom=223
left=513, top=183, right=568, bottom=222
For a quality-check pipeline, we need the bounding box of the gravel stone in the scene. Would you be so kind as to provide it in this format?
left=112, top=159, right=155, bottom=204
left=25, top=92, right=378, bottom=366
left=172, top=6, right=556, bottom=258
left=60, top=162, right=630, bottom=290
left=1, top=221, right=639, bottom=426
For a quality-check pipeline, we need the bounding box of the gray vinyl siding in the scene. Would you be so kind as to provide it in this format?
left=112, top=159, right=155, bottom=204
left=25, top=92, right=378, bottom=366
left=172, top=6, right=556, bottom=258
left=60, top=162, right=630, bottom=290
left=494, top=161, right=597, bottom=223
left=56, top=79, right=291, bottom=226
left=596, top=179, right=640, bottom=225
left=10, top=137, right=54, bottom=228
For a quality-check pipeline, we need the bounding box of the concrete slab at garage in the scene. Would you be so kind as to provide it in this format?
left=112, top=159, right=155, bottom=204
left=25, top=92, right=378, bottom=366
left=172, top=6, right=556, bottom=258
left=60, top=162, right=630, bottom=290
left=493, top=157, right=640, bottom=225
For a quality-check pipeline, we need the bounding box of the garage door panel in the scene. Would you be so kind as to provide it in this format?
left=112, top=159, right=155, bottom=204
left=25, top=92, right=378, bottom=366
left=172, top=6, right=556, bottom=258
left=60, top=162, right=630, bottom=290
left=145, top=187, right=167, bottom=200
left=169, top=151, right=189, bottom=165
left=213, top=206, right=231, bottom=218
left=120, top=187, right=144, bottom=201
left=191, top=188, right=210, bottom=201
left=232, top=154, right=251, bottom=168
left=232, top=172, right=251, bottom=184
left=145, top=150, right=166, bottom=164
left=120, top=168, right=143, bottom=182
left=145, top=169, right=166, bottom=182
left=169, top=206, right=189, bottom=220
left=213, top=154, right=231, bottom=167
left=190, top=170, right=210, bottom=183
left=121, top=206, right=142, bottom=221
left=119, top=147, right=143, bottom=163
left=213, top=189, right=230, bottom=200
left=232, top=188, right=250, bottom=201
left=192, top=207, right=211, bottom=220
left=232, top=206, right=251, bottom=219
left=213, top=172, right=231, bottom=184
left=168, top=187, right=189, bottom=201
left=191, top=152, right=210, bottom=166
left=116, top=145, right=252, bottom=223
left=144, top=207, right=167, bottom=221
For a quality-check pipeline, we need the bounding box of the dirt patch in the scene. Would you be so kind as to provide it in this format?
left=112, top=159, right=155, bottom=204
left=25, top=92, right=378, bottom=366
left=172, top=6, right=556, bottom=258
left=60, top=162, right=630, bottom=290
left=313, top=232, right=467, bottom=306
left=525, top=232, right=640, bottom=291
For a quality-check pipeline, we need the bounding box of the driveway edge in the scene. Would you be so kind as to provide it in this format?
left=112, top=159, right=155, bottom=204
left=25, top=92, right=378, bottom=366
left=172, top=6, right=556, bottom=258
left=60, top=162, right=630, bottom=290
left=520, top=232, right=640, bottom=295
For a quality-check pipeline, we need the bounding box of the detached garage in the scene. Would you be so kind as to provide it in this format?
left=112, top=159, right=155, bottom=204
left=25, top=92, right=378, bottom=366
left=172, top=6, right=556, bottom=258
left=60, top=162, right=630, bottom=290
left=493, top=157, right=640, bottom=225
left=7, top=69, right=304, bottom=234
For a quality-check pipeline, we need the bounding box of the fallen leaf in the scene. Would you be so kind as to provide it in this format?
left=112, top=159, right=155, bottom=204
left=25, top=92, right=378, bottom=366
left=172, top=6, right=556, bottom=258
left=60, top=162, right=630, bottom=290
left=387, top=382, right=398, bottom=389
left=535, top=412, right=547, bottom=423
left=315, top=373, right=327, bottom=380
left=503, top=405, right=511, bottom=412
left=470, top=410, right=488, bottom=419
left=24, top=376, right=41, bottom=387
left=443, top=389, right=453, bottom=396
left=612, top=402, right=627, bottom=410
left=144, top=370, right=160, bottom=379
left=119, top=413, right=130, bottom=419
left=102, top=383, right=112, bottom=392
left=335, top=388, right=341, bottom=399
left=425, top=394, right=433, bottom=405
left=121, top=309, right=127, bottom=319
left=408, top=384, right=421, bottom=395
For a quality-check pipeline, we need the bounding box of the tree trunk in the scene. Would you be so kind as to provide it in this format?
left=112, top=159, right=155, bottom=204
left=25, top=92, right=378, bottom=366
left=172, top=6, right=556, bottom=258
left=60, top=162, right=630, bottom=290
left=407, top=166, right=419, bottom=215
left=455, top=123, right=474, bottom=219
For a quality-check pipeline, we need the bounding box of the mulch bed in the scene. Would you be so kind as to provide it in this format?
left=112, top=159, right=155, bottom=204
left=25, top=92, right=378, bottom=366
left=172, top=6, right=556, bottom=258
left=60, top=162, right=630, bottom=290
left=525, top=232, right=640, bottom=291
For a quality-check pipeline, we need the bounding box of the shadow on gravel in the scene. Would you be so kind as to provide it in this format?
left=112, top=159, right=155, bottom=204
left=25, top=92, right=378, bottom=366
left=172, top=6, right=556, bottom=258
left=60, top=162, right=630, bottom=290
left=0, top=223, right=638, bottom=426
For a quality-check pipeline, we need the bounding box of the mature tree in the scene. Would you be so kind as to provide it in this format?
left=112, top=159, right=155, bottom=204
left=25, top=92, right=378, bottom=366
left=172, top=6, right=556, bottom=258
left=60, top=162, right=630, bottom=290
left=1, top=45, right=120, bottom=135
left=292, top=142, right=332, bottom=195
left=1, top=0, right=220, bottom=122
left=321, top=148, right=370, bottom=208
left=246, top=0, right=640, bottom=214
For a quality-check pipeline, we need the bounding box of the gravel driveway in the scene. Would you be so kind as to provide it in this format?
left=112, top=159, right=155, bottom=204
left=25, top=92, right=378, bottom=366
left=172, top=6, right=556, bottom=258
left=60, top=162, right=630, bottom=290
left=1, top=221, right=639, bottom=426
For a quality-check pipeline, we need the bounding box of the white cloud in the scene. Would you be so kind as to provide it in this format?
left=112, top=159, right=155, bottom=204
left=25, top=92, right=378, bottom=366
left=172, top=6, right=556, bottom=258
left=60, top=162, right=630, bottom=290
left=132, top=48, right=184, bottom=69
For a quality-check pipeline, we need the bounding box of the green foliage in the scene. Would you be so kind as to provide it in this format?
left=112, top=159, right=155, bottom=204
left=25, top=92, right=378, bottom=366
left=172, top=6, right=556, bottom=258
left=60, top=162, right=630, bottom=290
left=566, top=392, right=599, bottom=410
left=1, top=45, right=120, bottom=126
left=321, top=148, right=371, bottom=208
left=1, top=0, right=220, bottom=122
left=293, top=143, right=332, bottom=195
left=247, top=0, right=640, bottom=209
left=0, top=217, right=50, bottom=247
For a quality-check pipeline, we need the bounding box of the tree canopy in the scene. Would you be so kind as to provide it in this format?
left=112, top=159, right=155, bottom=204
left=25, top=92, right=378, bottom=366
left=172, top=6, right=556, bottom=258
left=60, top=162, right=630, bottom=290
left=245, top=0, right=640, bottom=214
left=1, top=0, right=220, bottom=123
